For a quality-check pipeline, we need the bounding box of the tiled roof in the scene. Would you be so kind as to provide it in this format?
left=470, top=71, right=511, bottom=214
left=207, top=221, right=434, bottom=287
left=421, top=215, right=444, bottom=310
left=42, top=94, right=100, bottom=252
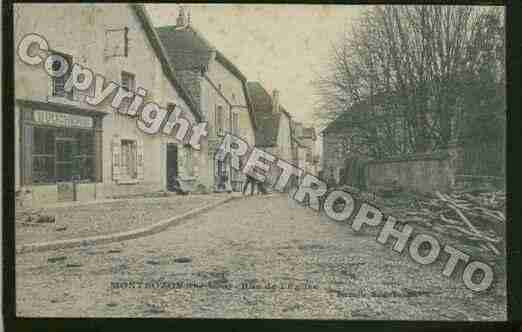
left=155, top=25, right=247, bottom=81
left=322, top=93, right=396, bottom=135
left=155, top=25, right=214, bottom=71
left=130, top=5, right=200, bottom=120
left=156, top=23, right=255, bottom=128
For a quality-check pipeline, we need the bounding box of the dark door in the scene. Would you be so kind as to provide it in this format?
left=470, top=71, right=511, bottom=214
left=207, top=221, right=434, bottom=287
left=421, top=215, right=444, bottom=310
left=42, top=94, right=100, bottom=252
left=55, top=138, right=79, bottom=201
left=166, top=144, right=178, bottom=191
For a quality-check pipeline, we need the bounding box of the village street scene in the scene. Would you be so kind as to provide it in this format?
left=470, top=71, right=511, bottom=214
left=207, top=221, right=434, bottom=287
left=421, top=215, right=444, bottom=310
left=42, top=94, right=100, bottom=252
left=13, top=4, right=506, bottom=320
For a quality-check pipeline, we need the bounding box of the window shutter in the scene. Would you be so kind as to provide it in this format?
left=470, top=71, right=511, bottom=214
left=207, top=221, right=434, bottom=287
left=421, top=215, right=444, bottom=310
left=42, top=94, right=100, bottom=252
left=214, top=157, right=219, bottom=178
left=136, top=140, right=144, bottom=180
left=22, top=125, right=33, bottom=185
left=111, top=137, right=121, bottom=181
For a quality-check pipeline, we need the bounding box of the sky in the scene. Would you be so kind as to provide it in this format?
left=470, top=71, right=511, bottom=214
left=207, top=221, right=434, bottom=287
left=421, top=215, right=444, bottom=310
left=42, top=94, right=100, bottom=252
left=146, top=4, right=363, bottom=127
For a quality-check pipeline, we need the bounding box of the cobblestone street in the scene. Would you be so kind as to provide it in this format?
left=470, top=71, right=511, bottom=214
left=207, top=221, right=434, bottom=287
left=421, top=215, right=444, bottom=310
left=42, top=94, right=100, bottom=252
left=16, top=194, right=228, bottom=245
left=16, top=195, right=506, bottom=320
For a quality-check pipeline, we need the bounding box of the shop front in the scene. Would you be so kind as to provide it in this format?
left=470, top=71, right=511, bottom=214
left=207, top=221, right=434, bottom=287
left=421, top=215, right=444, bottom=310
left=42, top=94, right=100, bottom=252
left=17, top=100, right=105, bottom=205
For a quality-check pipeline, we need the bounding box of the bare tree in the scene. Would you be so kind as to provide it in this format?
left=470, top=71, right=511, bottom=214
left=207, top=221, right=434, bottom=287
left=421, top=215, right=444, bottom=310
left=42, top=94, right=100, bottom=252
left=315, top=5, right=505, bottom=159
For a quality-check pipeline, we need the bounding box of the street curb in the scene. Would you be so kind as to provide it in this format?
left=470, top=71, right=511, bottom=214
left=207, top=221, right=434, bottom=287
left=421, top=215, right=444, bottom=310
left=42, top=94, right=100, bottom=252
left=16, top=195, right=241, bottom=254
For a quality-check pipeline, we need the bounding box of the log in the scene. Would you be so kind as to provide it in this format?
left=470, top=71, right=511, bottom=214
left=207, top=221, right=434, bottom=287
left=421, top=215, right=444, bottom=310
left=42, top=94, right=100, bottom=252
left=441, top=224, right=501, bottom=243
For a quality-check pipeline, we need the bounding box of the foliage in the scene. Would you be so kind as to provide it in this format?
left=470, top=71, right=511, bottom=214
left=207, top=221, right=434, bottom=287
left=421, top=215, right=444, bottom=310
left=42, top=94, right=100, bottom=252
left=315, top=6, right=505, bottom=158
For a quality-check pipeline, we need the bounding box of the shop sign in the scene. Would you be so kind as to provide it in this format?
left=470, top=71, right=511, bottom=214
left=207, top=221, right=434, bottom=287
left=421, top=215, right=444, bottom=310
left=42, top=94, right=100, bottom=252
left=34, top=110, right=93, bottom=129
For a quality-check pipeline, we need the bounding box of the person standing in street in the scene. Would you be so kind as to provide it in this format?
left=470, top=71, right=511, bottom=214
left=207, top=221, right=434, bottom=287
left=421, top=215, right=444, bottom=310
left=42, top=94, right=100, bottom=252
left=243, top=174, right=256, bottom=195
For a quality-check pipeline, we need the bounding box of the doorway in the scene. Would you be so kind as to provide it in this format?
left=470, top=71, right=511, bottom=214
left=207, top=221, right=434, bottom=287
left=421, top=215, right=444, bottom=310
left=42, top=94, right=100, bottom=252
left=166, top=143, right=178, bottom=191
left=55, top=137, right=79, bottom=201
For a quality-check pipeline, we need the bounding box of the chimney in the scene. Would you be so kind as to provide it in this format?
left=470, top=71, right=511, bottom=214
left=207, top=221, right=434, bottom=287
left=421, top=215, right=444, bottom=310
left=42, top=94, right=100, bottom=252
left=176, top=7, right=186, bottom=27
left=272, top=89, right=280, bottom=113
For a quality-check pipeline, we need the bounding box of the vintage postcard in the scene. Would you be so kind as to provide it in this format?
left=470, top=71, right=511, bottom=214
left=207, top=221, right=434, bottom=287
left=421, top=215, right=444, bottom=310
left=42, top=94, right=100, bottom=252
left=12, top=3, right=506, bottom=320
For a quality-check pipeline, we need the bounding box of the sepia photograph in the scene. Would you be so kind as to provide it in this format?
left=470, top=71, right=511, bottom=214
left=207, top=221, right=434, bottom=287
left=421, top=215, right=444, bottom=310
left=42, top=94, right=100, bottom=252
left=10, top=2, right=506, bottom=321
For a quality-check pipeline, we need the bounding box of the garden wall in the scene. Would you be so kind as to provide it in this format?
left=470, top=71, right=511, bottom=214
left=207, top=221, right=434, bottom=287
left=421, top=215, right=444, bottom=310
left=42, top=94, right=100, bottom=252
left=365, top=151, right=455, bottom=194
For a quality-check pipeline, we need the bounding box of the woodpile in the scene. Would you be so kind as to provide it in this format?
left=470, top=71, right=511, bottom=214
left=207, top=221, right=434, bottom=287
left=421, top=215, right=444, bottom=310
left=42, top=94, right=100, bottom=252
left=16, top=208, right=55, bottom=225
left=403, top=189, right=505, bottom=256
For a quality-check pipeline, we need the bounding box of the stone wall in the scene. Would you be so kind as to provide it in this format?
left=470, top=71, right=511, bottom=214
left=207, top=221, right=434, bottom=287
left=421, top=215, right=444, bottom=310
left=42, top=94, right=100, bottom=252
left=365, top=151, right=455, bottom=194
left=321, top=132, right=347, bottom=185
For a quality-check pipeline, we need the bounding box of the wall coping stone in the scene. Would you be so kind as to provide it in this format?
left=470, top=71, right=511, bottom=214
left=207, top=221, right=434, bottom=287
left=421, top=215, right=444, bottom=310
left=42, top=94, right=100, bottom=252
left=366, top=151, right=450, bottom=165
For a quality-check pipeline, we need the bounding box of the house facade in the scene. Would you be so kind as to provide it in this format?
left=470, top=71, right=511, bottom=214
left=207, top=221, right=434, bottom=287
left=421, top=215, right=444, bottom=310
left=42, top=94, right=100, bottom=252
left=247, top=82, right=294, bottom=190
left=291, top=121, right=318, bottom=175
left=14, top=4, right=202, bottom=205
left=321, top=130, right=348, bottom=185
left=301, top=127, right=318, bottom=175
left=321, top=108, right=372, bottom=186
left=156, top=10, right=256, bottom=192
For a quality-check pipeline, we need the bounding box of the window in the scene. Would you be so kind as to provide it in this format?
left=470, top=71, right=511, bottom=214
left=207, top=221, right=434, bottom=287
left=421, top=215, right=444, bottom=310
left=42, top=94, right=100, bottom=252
left=232, top=112, right=239, bottom=136
left=120, top=71, right=135, bottom=111
left=124, top=27, right=129, bottom=57
left=51, top=52, right=73, bottom=99
left=167, top=103, right=176, bottom=112
left=185, top=145, right=194, bottom=177
left=105, top=27, right=129, bottom=57
left=218, top=83, right=222, bottom=91
left=231, top=93, right=236, bottom=102
left=121, top=140, right=137, bottom=179
left=215, top=105, right=224, bottom=136
left=32, top=126, right=95, bottom=184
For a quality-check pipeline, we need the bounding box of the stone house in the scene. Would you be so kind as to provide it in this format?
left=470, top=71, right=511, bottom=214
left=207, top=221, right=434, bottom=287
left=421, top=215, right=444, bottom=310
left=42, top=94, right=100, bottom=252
left=292, top=122, right=317, bottom=175
left=321, top=129, right=349, bottom=185
left=290, top=121, right=307, bottom=172
left=14, top=4, right=202, bottom=205
left=156, top=9, right=257, bottom=192
left=302, top=127, right=319, bottom=175
left=247, top=82, right=294, bottom=190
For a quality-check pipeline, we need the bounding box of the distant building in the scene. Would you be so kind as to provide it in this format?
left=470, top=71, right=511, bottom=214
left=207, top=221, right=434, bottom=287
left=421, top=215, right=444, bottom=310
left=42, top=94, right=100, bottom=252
left=293, top=123, right=318, bottom=175
left=320, top=110, right=366, bottom=186
left=156, top=9, right=257, bottom=192
left=247, top=82, right=294, bottom=190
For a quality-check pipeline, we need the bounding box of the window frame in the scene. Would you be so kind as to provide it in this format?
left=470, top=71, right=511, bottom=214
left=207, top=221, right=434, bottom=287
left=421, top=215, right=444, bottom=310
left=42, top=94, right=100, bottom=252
left=120, top=139, right=138, bottom=180
left=50, top=51, right=74, bottom=100
left=232, top=112, right=239, bottom=136
left=31, top=125, right=96, bottom=184
left=184, top=144, right=194, bottom=177
left=215, top=105, right=225, bottom=136
left=120, top=71, right=135, bottom=112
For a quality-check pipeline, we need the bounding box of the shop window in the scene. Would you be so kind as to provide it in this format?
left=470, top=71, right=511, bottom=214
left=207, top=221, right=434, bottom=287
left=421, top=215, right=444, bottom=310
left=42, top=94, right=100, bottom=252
left=121, top=139, right=137, bottom=179
left=51, top=52, right=73, bottom=99
left=120, top=71, right=135, bottom=111
left=31, top=126, right=95, bottom=184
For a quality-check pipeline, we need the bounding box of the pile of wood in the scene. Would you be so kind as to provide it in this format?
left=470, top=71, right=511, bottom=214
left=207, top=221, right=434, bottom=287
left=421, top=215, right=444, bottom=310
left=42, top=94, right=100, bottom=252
left=403, top=190, right=506, bottom=256
left=16, top=208, right=55, bottom=225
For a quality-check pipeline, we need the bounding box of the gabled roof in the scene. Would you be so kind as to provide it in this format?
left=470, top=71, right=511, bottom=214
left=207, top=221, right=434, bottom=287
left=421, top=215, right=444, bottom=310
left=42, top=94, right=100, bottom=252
left=321, top=99, right=375, bottom=135
left=247, top=81, right=293, bottom=147
left=155, top=23, right=255, bottom=129
left=130, top=5, right=201, bottom=121
left=247, top=82, right=278, bottom=147
left=155, top=25, right=214, bottom=71
left=321, top=92, right=397, bottom=135
left=155, top=25, right=246, bottom=81
left=290, top=120, right=306, bottom=148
